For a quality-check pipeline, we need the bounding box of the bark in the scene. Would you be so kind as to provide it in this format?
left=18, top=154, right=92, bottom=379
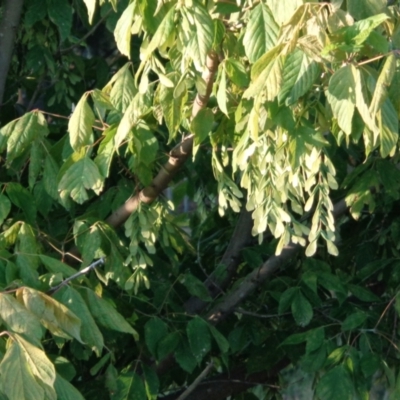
left=207, top=199, right=347, bottom=324
left=0, top=0, right=24, bottom=109
left=66, top=52, right=220, bottom=262
left=184, top=208, right=253, bottom=314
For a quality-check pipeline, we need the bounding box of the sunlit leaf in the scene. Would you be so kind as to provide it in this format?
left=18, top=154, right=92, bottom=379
left=327, top=65, right=356, bottom=135
left=243, top=3, right=278, bottom=63
left=68, top=95, right=95, bottom=151
left=16, top=287, right=83, bottom=342
left=58, top=157, right=104, bottom=204
left=0, top=340, right=45, bottom=400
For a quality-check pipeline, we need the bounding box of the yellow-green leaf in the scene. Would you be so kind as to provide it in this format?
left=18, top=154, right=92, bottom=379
left=327, top=65, right=356, bottom=135
left=0, top=294, right=43, bottom=345
left=0, top=340, right=45, bottom=400
left=16, top=287, right=83, bottom=343
left=54, top=287, right=104, bottom=357
left=243, top=3, right=278, bottom=63
left=68, top=94, right=95, bottom=151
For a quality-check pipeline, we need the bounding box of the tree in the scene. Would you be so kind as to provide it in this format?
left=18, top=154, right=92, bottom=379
left=0, top=0, right=400, bottom=398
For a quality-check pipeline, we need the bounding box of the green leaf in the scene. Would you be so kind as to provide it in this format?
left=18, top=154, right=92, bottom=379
left=378, top=99, right=398, bottom=158
left=7, top=112, right=47, bottom=162
left=191, top=108, right=214, bottom=148
left=157, top=332, right=180, bottom=361
left=82, top=0, right=97, bottom=24
left=347, top=0, right=386, bottom=20
left=39, top=255, right=76, bottom=278
left=245, top=46, right=283, bottom=100
left=186, top=4, right=214, bottom=68
left=370, top=54, right=396, bottom=117
left=327, top=65, right=356, bottom=135
left=348, top=284, right=381, bottom=302
left=43, top=154, right=60, bottom=199
left=342, top=312, right=367, bottom=331
left=0, top=195, right=11, bottom=226
left=54, top=373, right=85, bottom=400
left=113, top=372, right=146, bottom=400
left=114, top=93, right=151, bottom=150
left=0, top=340, right=46, bottom=400
left=243, top=3, right=278, bottom=63
left=208, top=325, right=229, bottom=353
left=306, top=327, right=325, bottom=353
left=217, top=68, right=228, bottom=115
left=187, top=316, right=211, bottom=364
left=25, top=0, right=47, bottom=27
left=291, top=291, right=313, bottom=327
left=114, top=2, right=135, bottom=58
left=108, top=64, right=137, bottom=113
left=280, top=331, right=308, bottom=346
left=142, top=364, right=159, bottom=400
left=266, top=0, right=304, bottom=25
left=14, top=334, right=56, bottom=391
left=278, top=287, right=297, bottom=314
left=0, top=293, right=43, bottom=345
left=29, top=140, right=44, bottom=189
left=6, top=183, right=37, bottom=225
left=16, top=287, right=83, bottom=342
left=279, top=49, right=320, bottom=105
left=68, top=94, right=95, bottom=152
left=158, top=73, right=186, bottom=141
left=225, top=59, right=249, bottom=87
left=95, top=125, right=116, bottom=178
left=316, top=365, right=353, bottom=400
left=144, top=317, right=168, bottom=357
left=143, top=6, right=175, bottom=59
left=58, top=157, right=104, bottom=204
left=54, top=287, right=104, bottom=357
left=79, top=288, right=138, bottom=338
left=46, top=0, right=72, bottom=41
left=182, top=273, right=212, bottom=302
left=175, top=339, right=197, bottom=373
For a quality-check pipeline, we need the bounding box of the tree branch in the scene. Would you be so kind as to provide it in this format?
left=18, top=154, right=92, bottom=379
left=0, top=0, right=24, bottom=110
left=176, top=360, right=214, bottom=400
left=207, top=199, right=348, bottom=324
left=184, top=208, right=253, bottom=314
left=105, top=51, right=220, bottom=228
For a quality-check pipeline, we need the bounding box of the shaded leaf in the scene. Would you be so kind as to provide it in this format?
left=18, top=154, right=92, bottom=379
left=79, top=288, right=138, bottom=338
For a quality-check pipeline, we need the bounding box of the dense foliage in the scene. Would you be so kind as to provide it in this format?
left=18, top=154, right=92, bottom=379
left=1, top=0, right=400, bottom=399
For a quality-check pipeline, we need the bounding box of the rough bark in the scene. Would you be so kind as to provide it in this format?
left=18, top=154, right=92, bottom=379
left=0, top=0, right=24, bottom=110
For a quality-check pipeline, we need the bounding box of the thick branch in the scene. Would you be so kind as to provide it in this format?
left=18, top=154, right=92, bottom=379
left=207, top=199, right=347, bottom=324
left=0, top=0, right=24, bottom=109
left=105, top=51, right=220, bottom=228
left=184, top=208, right=253, bottom=314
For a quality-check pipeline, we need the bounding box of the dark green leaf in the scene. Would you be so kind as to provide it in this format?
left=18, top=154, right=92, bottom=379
left=316, top=365, right=354, bottom=400
left=187, top=316, right=211, bottom=364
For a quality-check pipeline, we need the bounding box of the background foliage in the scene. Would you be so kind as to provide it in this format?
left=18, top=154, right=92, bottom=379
left=1, top=0, right=400, bottom=399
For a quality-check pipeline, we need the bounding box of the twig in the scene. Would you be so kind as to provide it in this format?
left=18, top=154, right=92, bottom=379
left=47, top=257, right=105, bottom=295
left=177, top=360, right=214, bottom=400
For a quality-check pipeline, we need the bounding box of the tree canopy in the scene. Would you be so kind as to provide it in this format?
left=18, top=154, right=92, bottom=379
left=1, top=0, right=400, bottom=399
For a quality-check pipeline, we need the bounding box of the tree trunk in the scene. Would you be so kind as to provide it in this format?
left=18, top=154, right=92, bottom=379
left=0, top=0, right=24, bottom=110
